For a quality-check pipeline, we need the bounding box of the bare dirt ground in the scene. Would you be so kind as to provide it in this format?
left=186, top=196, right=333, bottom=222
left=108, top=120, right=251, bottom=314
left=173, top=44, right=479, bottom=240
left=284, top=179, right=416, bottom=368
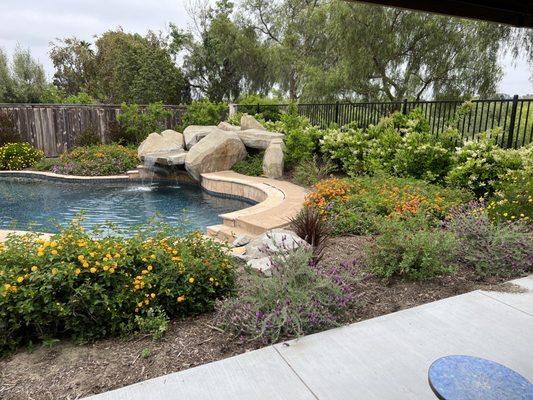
left=0, top=235, right=524, bottom=400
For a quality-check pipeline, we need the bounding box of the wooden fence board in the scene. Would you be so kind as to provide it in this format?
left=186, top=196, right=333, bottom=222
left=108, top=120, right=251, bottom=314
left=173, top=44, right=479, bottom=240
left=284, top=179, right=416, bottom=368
left=0, top=104, right=187, bottom=157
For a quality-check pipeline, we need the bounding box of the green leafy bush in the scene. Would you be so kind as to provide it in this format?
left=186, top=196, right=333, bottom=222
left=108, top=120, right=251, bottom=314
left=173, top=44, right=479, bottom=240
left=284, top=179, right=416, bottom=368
left=447, top=202, right=532, bottom=277
left=180, top=100, right=228, bottom=130
left=232, top=151, right=264, bottom=176
left=0, top=223, right=235, bottom=354
left=215, top=248, right=357, bottom=344
left=0, top=111, right=20, bottom=146
left=49, top=144, right=138, bottom=176
left=0, top=142, right=44, bottom=170
left=320, top=126, right=371, bottom=175
left=264, top=111, right=322, bottom=167
left=237, top=95, right=282, bottom=122
left=42, top=86, right=96, bottom=104
left=446, top=137, right=527, bottom=197
left=365, top=217, right=457, bottom=280
left=392, top=131, right=453, bottom=182
left=116, top=102, right=171, bottom=145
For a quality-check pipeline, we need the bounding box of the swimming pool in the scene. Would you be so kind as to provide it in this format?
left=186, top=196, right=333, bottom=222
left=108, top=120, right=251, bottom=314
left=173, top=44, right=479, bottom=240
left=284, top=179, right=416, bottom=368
left=0, top=178, right=253, bottom=233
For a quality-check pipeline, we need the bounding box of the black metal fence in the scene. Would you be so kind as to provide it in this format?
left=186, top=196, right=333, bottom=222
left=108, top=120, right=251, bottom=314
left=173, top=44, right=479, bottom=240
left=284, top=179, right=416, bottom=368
left=235, top=95, right=533, bottom=148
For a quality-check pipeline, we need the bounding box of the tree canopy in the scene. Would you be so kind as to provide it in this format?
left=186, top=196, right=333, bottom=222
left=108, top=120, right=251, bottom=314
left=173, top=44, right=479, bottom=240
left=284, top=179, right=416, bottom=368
left=1, top=0, right=531, bottom=104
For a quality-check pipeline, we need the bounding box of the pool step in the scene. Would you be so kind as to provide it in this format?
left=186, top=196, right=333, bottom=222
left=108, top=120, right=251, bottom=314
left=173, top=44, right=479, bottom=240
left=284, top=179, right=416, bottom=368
left=206, top=224, right=255, bottom=242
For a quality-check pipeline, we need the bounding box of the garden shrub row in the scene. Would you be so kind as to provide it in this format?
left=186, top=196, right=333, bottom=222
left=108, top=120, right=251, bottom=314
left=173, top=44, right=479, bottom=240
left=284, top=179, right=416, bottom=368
left=0, top=222, right=236, bottom=354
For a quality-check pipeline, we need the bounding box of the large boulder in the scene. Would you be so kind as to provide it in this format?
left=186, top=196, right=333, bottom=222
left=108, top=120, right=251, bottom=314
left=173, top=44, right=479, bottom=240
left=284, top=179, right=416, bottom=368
left=185, top=129, right=247, bottom=181
left=161, top=129, right=184, bottom=148
left=240, top=114, right=266, bottom=131
left=262, top=139, right=284, bottom=178
left=244, top=229, right=310, bottom=260
left=218, top=121, right=241, bottom=132
left=138, top=132, right=183, bottom=160
left=183, top=125, right=217, bottom=149
left=237, top=129, right=285, bottom=150
left=149, top=149, right=187, bottom=166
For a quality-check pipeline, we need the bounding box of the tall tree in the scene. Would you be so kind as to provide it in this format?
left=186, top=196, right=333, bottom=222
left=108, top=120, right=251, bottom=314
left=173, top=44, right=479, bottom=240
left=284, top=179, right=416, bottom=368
left=241, top=0, right=326, bottom=100
left=0, top=49, right=11, bottom=102
left=174, top=0, right=272, bottom=101
left=94, top=30, right=189, bottom=104
left=302, top=2, right=509, bottom=101
left=49, top=38, right=96, bottom=96
left=8, top=47, right=47, bottom=103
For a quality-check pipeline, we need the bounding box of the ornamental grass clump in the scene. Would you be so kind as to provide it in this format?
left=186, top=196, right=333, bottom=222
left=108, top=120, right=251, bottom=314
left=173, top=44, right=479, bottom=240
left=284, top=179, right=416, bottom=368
left=215, top=248, right=359, bottom=344
left=0, top=221, right=235, bottom=355
left=446, top=201, right=533, bottom=278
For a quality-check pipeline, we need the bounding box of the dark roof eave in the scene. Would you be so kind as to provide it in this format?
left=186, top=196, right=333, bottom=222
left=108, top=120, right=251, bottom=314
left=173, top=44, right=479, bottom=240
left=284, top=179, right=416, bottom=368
left=350, top=0, right=533, bottom=28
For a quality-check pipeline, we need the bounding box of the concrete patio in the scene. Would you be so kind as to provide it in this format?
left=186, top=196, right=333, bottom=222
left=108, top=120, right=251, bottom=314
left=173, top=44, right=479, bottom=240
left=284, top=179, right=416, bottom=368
left=85, top=275, right=533, bottom=400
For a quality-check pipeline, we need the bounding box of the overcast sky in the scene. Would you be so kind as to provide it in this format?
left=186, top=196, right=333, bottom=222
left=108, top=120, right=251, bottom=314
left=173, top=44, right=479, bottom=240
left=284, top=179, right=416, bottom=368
left=1, top=0, right=532, bottom=96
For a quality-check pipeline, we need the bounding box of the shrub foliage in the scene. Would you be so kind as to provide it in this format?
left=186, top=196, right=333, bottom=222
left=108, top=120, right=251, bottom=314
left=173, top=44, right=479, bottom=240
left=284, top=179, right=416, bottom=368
left=0, top=142, right=44, bottom=170
left=0, top=222, right=236, bottom=354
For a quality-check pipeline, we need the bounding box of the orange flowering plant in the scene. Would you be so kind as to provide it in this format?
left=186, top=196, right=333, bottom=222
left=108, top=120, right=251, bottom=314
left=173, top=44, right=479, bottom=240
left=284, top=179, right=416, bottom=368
left=0, top=220, right=235, bottom=354
left=305, top=175, right=471, bottom=235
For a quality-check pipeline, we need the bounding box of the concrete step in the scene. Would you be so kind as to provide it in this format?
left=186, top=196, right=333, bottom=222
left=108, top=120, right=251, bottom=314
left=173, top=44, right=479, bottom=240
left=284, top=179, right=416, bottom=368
left=206, top=224, right=254, bottom=242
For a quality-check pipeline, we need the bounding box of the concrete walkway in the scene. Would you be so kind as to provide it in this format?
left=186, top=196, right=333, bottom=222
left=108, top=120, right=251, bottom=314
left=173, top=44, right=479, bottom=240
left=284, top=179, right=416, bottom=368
left=85, top=276, right=533, bottom=400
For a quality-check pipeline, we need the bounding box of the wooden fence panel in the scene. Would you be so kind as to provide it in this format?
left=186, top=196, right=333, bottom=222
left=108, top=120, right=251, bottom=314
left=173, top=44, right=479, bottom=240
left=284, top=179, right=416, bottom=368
left=0, top=104, right=187, bottom=157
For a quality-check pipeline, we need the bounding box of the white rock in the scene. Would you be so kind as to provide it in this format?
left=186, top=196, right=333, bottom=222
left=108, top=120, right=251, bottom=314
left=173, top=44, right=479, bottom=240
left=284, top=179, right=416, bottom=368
left=237, top=129, right=285, bottom=150
left=218, top=121, right=241, bottom=131
left=185, top=129, right=247, bottom=181
left=262, top=138, right=284, bottom=178
left=240, top=114, right=266, bottom=131
left=161, top=129, right=184, bottom=148
left=138, top=132, right=183, bottom=160
left=244, top=229, right=309, bottom=260
left=183, top=125, right=217, bottom=149
left=232, top=234, right=252, bottom=247
left=246, top=257, right=273, bottom=276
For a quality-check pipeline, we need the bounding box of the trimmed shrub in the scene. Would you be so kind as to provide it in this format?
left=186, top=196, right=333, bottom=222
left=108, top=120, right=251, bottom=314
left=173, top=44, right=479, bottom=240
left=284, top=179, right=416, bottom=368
left=215, top=248, right=357, bottom=344
left=49, top=144, right=137, bottom=176
left=0, top=222, right=235, bottom=354
left=0, top=142, right=44, bottom=170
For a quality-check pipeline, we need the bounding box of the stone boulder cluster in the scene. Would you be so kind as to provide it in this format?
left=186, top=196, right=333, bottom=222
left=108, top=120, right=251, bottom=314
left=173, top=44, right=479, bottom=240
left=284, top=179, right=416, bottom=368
left=137, top=114, right=285, bottom=181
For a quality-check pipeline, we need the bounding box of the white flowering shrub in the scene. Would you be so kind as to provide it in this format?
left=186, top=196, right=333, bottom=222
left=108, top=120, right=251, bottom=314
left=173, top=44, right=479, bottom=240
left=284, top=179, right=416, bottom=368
left=446, top=138, right=527, bottom=197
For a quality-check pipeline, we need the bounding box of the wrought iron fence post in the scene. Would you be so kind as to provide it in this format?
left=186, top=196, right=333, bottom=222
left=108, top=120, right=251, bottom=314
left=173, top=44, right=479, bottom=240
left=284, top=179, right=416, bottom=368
left=335, top=101, right=340, bottom=124
left=507, top=95, right=519, bottom=148
left=402, top=98, right=408, bottom=115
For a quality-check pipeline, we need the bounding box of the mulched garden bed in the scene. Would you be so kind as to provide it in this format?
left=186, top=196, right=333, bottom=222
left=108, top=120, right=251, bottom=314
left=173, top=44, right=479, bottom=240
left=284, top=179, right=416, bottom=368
left=0, top=235, right=524, bottom=400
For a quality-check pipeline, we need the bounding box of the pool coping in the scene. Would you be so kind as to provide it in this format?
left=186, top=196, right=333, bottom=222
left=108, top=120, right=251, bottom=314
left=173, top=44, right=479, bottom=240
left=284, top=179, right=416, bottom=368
left=0, top=170, right=308, bottom=242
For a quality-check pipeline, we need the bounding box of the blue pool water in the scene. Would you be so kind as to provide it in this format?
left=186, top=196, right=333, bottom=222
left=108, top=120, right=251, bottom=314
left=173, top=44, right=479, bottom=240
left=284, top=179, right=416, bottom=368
left=0, top=178, right=253, bottom=233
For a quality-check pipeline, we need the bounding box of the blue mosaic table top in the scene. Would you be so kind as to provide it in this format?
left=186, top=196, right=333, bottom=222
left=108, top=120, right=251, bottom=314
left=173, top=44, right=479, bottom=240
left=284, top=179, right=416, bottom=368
left=428, top=355, right=533, bottom=400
